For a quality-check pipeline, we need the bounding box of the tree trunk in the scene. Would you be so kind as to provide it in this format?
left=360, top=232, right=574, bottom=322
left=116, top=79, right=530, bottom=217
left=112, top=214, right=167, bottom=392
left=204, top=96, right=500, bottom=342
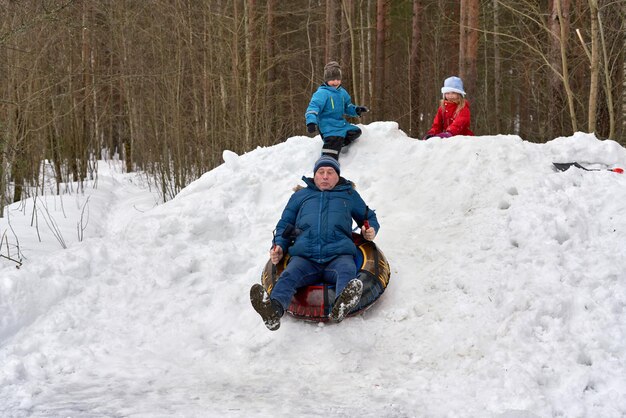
left=0, top=150, right=4, bottom=218
left=341, top=0, right=354, bottom=100
left=245, top=0, right=257, bottom=149
left=492, top=0, right=501, bottom=133
left=266, top=0, right=277, bottom=137
left=266, top=0, right=276, bottom=84
left=325, top=0, right=339, bottom=61
left=359, top=0, right=373, bottom=108
left=374, top=0, right=387, bottom=119
left=549, top=0, right=577, bottom=134
left=557, top=0, right=577, bottom=133
left=0, top=131, right=7, bottom=216
left=587, top=0, right=599, bottom=133
left=597, top=7, right=615, bottom=139
left=459, top=0, right=479, bottom=96
left=409, top=0, right=422, bottom=137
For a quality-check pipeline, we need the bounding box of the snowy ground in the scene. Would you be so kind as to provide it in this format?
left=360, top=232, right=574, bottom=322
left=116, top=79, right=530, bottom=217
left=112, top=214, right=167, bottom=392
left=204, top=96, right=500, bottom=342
left=1, top=122, right=625, bottom=417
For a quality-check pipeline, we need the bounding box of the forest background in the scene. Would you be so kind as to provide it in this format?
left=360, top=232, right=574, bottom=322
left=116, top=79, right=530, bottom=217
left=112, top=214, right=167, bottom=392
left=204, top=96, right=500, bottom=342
left=1, top=0, right=625, bottom=212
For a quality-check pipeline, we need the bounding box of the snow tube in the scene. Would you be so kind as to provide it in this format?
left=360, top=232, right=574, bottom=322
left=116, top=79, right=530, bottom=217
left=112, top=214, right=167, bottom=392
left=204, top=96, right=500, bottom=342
left=260, top=233, right=391, bottom=322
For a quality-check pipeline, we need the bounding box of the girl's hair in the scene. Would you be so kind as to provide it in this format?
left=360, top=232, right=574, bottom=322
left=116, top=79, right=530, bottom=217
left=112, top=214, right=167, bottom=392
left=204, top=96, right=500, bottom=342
left=439, top=96, right=467, bottom=118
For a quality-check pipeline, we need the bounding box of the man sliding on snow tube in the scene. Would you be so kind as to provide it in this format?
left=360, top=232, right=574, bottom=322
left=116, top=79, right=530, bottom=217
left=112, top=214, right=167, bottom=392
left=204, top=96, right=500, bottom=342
left=250, top=156, right=380, bottom=331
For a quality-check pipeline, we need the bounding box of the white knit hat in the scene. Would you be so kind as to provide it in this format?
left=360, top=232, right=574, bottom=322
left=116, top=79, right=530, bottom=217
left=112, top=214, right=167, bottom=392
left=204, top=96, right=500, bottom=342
left=441, top=76, right=466, bottom=96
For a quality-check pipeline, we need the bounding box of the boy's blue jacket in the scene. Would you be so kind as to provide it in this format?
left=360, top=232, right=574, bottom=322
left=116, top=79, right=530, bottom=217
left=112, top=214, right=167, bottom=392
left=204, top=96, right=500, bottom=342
left=274, top=177, right=379, bottom=264
left=305, top=84, right=360, bottom=138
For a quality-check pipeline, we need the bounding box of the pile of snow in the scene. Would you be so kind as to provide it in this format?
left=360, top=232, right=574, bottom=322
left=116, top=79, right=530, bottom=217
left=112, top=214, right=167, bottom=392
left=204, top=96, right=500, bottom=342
left=1, top=122, right=625, bottom=417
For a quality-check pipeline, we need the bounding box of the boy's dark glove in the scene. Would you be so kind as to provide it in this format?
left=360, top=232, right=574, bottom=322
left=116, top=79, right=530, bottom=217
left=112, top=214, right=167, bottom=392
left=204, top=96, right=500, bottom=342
left=355, top=106, right=369, bottom=116
left=307, top=123, right=317, bottom=133
left=421, top=134, right=434, bottom=141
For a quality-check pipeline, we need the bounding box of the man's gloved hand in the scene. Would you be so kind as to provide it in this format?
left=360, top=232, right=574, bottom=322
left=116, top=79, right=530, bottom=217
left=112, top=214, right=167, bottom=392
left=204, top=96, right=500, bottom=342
left=436, top=131, right=452, bottom=138
left=355, top=106, right=369, bottom=116
left=307, top=123, right=317, bottom=133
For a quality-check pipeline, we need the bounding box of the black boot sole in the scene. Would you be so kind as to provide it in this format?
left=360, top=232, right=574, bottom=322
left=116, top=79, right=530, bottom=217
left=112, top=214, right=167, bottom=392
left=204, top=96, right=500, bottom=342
left=330, top=279, right=363, bottom=322
left=250, top=284, right=281, bottom=331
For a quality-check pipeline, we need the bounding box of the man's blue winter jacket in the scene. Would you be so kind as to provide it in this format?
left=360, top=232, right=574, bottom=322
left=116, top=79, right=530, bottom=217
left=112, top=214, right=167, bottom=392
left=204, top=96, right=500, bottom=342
left=305, top=84, right=361, bottom=138
left=274, top=176, right=379, bottom=264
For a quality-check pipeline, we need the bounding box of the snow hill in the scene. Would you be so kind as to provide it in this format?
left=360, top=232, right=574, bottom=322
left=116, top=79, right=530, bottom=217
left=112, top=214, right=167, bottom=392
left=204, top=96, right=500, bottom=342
left=1, top=122, right=625, bottom=417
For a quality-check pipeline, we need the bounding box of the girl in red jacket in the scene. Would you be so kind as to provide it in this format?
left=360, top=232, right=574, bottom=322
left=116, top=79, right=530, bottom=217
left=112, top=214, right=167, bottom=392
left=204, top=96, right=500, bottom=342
left=423, top=76, right=474, bottom=139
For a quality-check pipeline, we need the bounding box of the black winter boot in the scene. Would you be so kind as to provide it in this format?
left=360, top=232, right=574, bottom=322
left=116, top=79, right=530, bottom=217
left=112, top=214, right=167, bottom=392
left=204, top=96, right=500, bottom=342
left=330, top=278, right=363, bottom=322
left=343, top=128, right=362, bottom=147
left=250, top=284, right=283, bottom=331
left=321, top=136, right=343, bottom=159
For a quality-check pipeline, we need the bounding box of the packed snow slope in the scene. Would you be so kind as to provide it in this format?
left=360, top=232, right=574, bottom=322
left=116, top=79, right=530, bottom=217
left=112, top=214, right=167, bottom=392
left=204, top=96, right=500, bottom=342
left=1, top=122, right=626, bottom=418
